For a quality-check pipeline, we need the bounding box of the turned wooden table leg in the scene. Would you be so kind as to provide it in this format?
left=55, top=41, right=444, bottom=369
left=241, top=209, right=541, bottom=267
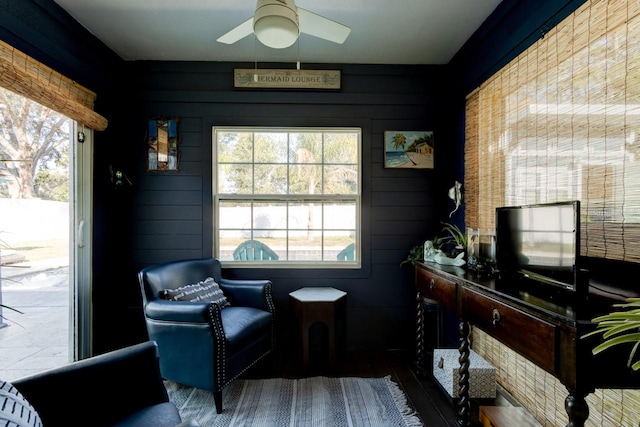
left=565, top=390, right=590, bottom=427
left=415, top=291, right=425, bottom=373
left=457, top=320, right=471, bottom=427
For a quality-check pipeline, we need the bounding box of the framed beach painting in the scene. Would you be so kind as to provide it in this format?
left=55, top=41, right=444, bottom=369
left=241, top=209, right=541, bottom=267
left=384, top=130, right=434, bottom=169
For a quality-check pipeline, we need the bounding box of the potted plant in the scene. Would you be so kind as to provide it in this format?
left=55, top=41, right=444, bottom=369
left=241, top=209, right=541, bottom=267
left=440, top=222, right=467, bottom=257
left=399, top=242, right=426, bottom=268
left=400, top=234, right=448, bottom=267
left=582, top=298, right=640, bottom=370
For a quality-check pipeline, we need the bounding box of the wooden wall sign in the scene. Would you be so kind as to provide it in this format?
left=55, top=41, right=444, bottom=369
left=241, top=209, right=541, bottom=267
left=234, top=69, right=340, bottom=90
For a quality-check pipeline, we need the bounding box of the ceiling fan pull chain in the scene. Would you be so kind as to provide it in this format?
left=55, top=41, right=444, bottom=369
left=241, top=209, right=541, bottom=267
left=254, top=37, right=259, bottom=82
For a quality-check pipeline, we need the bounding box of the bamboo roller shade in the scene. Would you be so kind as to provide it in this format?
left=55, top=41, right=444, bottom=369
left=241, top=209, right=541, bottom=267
left=465, top=0, right=640, bottom=263
left=0, top=39, right=107, bottom=131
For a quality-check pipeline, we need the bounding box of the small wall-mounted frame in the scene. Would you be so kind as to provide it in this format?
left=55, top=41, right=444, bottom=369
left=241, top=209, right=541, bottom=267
left=384, top=130, right=434, bottom=169
left=147, top=118, right=179, bottom=171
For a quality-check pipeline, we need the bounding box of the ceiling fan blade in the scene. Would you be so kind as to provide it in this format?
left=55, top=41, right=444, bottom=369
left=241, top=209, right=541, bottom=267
left=217, top=17, right=255, bottom=44
left=298, top=8, right=351, bottom=44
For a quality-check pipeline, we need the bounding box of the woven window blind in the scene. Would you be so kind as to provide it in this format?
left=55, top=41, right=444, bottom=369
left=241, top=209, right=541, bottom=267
left=465, top=0, right=640, bottom=263
left=0, top=39, right=107, bottom=131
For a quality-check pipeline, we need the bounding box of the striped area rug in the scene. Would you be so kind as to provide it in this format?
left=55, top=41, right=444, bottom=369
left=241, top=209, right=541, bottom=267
left=165, top=376, right=424, bottom=427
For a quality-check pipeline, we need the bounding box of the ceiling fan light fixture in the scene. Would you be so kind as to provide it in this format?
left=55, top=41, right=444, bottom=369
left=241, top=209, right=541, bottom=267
left=254, top=15, right=298, bottom=48
left=253, top=0, right=299, bottom=49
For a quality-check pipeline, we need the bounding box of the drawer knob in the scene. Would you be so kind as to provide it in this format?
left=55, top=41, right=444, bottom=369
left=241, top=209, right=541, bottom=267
left=492, top=308, right=501, bottom=327
left=429, top=279, right=435, bottom=291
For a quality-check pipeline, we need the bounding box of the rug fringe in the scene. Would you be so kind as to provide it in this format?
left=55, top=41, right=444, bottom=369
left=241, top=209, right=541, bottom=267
left=384, top=375, right=425, bottom=426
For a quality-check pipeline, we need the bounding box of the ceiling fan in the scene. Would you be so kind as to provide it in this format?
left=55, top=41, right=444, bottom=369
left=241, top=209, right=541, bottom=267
left=217, top=0, right=351, bottom=49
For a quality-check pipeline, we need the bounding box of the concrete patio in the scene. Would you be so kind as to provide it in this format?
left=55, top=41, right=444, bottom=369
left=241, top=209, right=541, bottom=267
left=0, top=258, right=69, bottom=381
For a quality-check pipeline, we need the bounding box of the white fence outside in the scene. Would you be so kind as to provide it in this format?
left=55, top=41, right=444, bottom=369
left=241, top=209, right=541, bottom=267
left=0, top=198, right=69, bottom=245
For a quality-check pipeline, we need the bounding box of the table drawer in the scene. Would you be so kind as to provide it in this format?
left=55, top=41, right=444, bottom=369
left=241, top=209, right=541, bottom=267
left=415, top=266, right=457, bottom=311
left=461, top=287, right=557, bottom=373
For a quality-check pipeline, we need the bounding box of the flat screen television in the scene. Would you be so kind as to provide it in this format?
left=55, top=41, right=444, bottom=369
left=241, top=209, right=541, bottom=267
left=495, top=201, right=581, bottom=293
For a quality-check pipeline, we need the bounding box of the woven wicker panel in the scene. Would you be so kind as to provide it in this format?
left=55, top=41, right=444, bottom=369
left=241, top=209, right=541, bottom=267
left=471, top=328, right=640, bottom=426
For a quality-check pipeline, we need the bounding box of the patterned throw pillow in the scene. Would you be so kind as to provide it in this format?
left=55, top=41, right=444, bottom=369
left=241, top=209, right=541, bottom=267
left=162, top=277, right=230, bottom=308
left=0, top=380, right=43, bottom=427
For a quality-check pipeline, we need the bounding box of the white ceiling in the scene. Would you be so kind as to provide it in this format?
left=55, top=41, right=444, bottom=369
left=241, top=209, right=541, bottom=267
left=52, top=0, right=503, bottom=65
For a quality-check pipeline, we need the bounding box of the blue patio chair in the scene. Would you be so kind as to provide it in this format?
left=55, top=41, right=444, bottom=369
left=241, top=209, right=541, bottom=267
left=233, top=240, right=279, bottom=261
left=336, top=243, right=356, bottom=261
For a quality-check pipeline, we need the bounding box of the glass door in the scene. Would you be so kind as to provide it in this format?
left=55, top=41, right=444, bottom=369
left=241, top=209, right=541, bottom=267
left=0, top=87, right=91, bottom=378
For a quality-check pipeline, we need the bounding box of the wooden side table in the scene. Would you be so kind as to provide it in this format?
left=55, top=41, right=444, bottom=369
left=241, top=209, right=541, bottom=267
left=289, top=287, right=347, bottom=371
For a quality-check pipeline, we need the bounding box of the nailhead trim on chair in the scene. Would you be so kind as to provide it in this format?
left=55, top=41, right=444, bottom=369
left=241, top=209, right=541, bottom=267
left=206, top=302, right=227, bottom=392
left=264, top=282, right=276, bottom=350
left=221, top=348, right=272, bottom=388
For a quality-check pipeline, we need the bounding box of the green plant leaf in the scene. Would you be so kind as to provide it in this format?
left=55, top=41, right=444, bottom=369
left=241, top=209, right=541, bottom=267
left=1, top=304, right=23, bottom=314
left=593, top=333, right=640, bottom=353
left=583, top=298, right=640, bottom=371
left=400, top=243, right=424, bottom=267
left=601, top=322, right=640, bottom=339
left=628, top=341, right=640, bottom=370
left=440, top=222, right=467, bottom=248
left=591, top=312, right=640, bottom=324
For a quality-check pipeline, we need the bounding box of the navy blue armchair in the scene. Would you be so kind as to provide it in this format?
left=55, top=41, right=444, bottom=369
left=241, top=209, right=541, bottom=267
left=138, top=258, right=275, bottom=414
left=11, top=341, right=196, bottom=427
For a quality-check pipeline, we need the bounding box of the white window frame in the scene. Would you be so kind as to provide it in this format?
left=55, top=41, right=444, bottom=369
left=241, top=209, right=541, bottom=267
left=213, top=126, right=361, bottom=268
left=70, top=122, right=93, bottom=360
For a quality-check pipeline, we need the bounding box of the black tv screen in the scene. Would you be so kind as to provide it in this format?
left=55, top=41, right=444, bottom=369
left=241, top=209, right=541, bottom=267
left=496, top=201, right=580, bottom=292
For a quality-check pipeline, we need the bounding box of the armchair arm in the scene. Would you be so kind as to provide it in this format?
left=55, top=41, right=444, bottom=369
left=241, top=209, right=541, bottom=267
left=219, top=279, right=274, bottom=312
left=144, top=299, right=211, bottom=323
left=12, top=341, right=172, bottom=427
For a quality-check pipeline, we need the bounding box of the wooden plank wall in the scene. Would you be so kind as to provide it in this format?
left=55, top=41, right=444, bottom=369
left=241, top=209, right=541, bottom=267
left=126, top=61, right=456, bottom=353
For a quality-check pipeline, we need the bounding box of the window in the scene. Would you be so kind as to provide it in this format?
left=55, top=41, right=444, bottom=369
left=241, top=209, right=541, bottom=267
left=465, top=0, right=640, bottom=264
left=214, top=127, right=361, bottom=266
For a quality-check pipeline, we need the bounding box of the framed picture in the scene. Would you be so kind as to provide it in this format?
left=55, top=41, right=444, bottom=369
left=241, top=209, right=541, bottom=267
left=147, top=117, right=179, bottom=171
left=384, top=130, right=434, bottom=169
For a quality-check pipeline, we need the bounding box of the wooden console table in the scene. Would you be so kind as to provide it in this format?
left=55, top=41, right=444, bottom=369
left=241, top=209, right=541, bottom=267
left=414, top=261, right=640, bottom=427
